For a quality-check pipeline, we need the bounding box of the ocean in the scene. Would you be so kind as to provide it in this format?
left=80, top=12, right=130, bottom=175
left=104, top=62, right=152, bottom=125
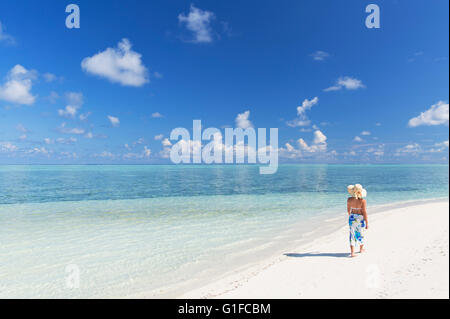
left=0, top=164, right=448, bottom=298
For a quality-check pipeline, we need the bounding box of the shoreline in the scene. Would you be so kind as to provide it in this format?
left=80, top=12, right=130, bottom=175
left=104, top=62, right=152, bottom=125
left=2, top=196, right=448, bottom=298
left=136, top=197, right=448, bottom=298
left=178, top=199, right=449, bottom=299
left=2, top=193, right=447, bottom=298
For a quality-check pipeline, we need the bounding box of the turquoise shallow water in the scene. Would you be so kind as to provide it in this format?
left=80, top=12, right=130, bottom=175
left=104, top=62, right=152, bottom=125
left=0, top=164, right=448, bottom=298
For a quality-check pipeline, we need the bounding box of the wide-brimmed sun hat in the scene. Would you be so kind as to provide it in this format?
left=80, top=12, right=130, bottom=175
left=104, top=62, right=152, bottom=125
left=347, top=184, right=367, bottom=198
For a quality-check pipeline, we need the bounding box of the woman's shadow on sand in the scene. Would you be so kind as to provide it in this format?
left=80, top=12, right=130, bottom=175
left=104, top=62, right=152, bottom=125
left=284, top=252, right=349, bottom=258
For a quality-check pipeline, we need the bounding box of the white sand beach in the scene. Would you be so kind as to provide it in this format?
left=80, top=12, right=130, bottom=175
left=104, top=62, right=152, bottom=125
left=182, top=200, right=449, bottom=299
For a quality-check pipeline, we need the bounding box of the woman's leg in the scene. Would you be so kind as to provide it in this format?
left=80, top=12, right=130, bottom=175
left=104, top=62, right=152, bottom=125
left=359, top=245, right=365, bottom=253
left=350, top=246, right=356, bottom=257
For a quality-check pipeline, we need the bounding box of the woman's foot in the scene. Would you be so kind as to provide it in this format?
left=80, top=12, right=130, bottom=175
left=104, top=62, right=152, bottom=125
left=359, top=246, right=366, bottom=253
left=350, top=252, right=358, bottom=257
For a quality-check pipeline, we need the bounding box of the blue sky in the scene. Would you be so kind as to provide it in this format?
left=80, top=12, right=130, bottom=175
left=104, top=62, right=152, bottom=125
left=0, top=0, right=448, bottom=164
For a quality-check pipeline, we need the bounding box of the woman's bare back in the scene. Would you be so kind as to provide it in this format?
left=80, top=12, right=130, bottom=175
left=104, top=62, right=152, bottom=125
left=347, top=198, right=368, bottom=218
left=348, top=197, right=365, bottom=210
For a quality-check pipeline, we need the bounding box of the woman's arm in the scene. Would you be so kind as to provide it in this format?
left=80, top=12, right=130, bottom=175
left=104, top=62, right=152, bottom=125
left=362, top=199, right=369, bottom=229
left=347, top=198, right=351, bottom=215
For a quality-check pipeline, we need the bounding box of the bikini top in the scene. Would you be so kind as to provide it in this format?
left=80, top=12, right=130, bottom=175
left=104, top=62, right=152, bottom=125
left=350, top=207, right=363, bottom=214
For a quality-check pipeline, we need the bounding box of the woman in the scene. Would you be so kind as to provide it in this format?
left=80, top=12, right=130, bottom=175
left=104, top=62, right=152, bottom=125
left=347, top=184, right=369, bottom=257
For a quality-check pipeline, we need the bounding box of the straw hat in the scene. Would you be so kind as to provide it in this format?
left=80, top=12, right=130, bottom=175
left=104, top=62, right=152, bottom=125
left=347, top=184, right=367, bottom=199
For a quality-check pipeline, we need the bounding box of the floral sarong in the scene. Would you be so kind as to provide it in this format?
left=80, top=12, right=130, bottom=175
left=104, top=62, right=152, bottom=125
left=349, top=213, right=365, bottom=247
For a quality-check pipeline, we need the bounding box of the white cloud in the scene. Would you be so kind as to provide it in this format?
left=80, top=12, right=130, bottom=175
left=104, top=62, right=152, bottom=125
left=178, top=5, right=215, bottom=43
left=280, top=130, right=328, bottom=158
left=58, top=106, right=78, bottom=118
left=313, top=130, right=327, bottom=145
left=56, top=137, right=77, bottom=144
left=143, top=146, right=151, bottom=158
left=42, top=137, right=77, bottom=145
left=58, top=94, right=88, bottom=121
left=94, top=151, right=115, bottom=159
left=152, top=112, right=164, bottom=118
left=43, top=73, right=56, bottom=82
left=79, top=112, right=91, bottom=121
left=85, top=132, right=107, bottom=140
left=162, top=138, right=172, bottom=147
left=235, top=110, right=253, bottom=129
left=278, top=143, right=301, bottom=159
left=408, top=101, right=449, bottom=127
left=287, top=97, right=318, bottom=128
left=26, top=147, right=50, bottom=156
left=66, top=92, right=83, bottom=105
left=0, top=21, right=15, bottom=45
left=297, top=97, right=318, bottom=117
left=287, top=119, right=311, bottom=128
left=298, top=130, right=328, bottom=153
left=366, top=144, right=385, bottom=157
left=435, top=140, right=449, bottom=148
left=59, top=152, right=78, bottom=159
left=310, top=51, right=329, bottom=61
left=159, top=138, right=172, bottom=158
left=125, top=138, right=145, bottom=149
left=0, top=141, right=17, bottom=153
left=163, top=133, right=272, bottom=162
left=66, top=128, right=85, bottom=135
left=354, top=136, right=363, bottom=142
left=295, top=139, right=311, bottom=151
left=57, top=122, right=85, bottom=135
left=361, top=131, right=371, bottom=136
left=284, top=143, right=295, bottom=153
left=154, top=134, right=164, bottom=140
left=123, top=146, right=152, bottom=160
left=324, top=76, right=365, bottom=92
left=429, top=140, right=450, bottom=153
left=0, top=65, right=36, bottom=105
left=395, top=143, right=421, bottom=156
left=395, top=141, right=449, bottom=156
left=81, top=38, right=149, bottom=87
left=42, top=73, right=62, bottom=82
left=107, top=115, right=120, bottom=127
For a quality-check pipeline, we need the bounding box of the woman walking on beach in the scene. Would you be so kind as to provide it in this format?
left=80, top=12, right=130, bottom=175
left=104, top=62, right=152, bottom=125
left=347, top=184, right=369, bottom=257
